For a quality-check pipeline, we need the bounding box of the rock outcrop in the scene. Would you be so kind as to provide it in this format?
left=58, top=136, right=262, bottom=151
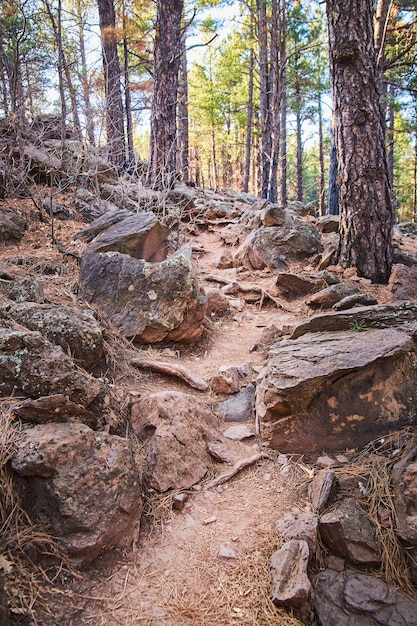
left=257, top=329, right=417, bottom=453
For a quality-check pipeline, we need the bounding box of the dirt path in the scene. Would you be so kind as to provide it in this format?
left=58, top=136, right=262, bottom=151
left=1, top=197, right=311, bottom=625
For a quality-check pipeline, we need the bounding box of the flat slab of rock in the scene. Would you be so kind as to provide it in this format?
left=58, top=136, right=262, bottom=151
left=223, top=424, right=255, bottom=441
left=314, top=569, right=417, bottom=626
left=11, top=423, right=141, bottom=566
left=289, top=301, right=417, bottom=340
left=12, top=395, right=97, bottom=427
left=276, top=273, right=322, bottom=297
left=256, top=328, right=417, bottom=453
left=130, top=391, right=224, bottom=491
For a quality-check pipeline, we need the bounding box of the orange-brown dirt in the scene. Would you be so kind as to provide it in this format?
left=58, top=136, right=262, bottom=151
left=0, top=190, right=397, bottom=625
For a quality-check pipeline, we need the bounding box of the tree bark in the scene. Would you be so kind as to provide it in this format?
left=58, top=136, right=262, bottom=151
left=326, top=0, right=393, bottom=283
left=97, top=0, right=126, bottom=170
left=256, top=0, right=271, bottom=199
left=122, top=0, right=134, bottom=167
left=243, top=43, right=254, bottom=193
left=279, top=0, right=287, bottom=206
left=76, top=0, right=95, bottom=146
left=318, top=93, right=326, bottom=216
left=147, top=0, right=184, bottom=189
left=177, top=33, right=189, bottom=183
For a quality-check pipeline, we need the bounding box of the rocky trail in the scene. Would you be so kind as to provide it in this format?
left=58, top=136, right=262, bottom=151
left=2, top=180, right=417, bottom=625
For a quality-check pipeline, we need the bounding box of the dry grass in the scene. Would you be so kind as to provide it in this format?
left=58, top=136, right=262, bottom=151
left=56, top=458, right=307, bottom=626
left=333, top=427, right=417, bottom=596
left=0, top=408, right=74, bottom=624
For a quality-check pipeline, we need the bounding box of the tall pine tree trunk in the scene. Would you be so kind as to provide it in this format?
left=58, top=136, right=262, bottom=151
left=279, top=2, right=287, bottom=207
left=147, top=0, right=184, bottom=189
left=326, top=0, right=393, bottom=283
left=257, top=0, right=271, bottom=199
left=318, top=93, right=326, bottom=215
left=295, top=97, right=303, bottom=202
left=243, top=45, right=254, bottom=193
left=97, top=0, right=126, bottom=171
left=177, top=34, right=189, bottom=183
left=76, top=0, right=95, bottom=145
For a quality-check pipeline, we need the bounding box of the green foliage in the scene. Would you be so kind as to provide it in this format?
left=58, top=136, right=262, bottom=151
left=349, top=320, right=367, bottom=332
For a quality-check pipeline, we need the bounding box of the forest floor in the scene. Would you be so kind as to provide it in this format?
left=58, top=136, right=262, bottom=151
left=0, top=190, right=394, bottom=625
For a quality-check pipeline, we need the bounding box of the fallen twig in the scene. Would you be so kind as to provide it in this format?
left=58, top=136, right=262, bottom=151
left=130, top=357, right=210, bottom=392
left=204, top=452, right=268, bottom=489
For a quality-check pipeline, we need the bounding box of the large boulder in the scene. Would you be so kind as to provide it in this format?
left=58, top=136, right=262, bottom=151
left=0, top=302, right=103, bottom=369
left=78, top=213, right=207, bottom=343
left=235, top=220, right=322, bottom=270
left=0, top=328, right=100, bottom=405
left=256, top=329, right=417, bottom=454
left=313, top=569, right=417, bottom=626
left=130, top=391, right=224, bottom=491
left=11, top=423, right=141, bottom=566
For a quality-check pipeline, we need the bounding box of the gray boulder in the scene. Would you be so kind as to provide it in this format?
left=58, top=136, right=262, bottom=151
left=0, top=302, right=103, bottom=369
left=11, top=423, right=141, bottom=566
left=79, top=213, right=207, bottom=343
left=0, top=277, right=45, bottom=303
left=0, top=328, right=100, bottom=405
left=236, top=220, right=322, bottom=270
left=256, top=329, right=417, bottom=453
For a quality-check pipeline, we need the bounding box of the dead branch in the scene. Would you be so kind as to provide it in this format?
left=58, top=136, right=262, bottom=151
left=204, top=452, right=268, bottom=489
left=130, top=357, right=209, bottom=392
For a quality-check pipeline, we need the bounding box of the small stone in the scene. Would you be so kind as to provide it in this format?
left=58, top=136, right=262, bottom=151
left=223, top=425, right=255, bottom=441
left=277, top=454, right=289, bottom=465
left=207, top=442, right=235, bottom=463
left=316, top=455, right=336, bottom=468
left=218, top=545, right=236, bottom=559
left=309, top=468, right=336, bottom=513
left=335, top=455, right=349, bottom=464
left=172, top=493, right=188, bottom=511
